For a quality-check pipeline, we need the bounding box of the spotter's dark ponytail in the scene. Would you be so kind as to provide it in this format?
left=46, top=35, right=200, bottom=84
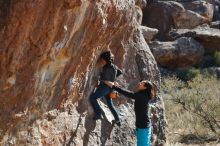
left=143, top=81, right=157, bottom=99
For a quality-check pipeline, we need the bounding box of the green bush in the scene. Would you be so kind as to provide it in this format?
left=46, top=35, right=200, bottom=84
left=199, top=55, right=216, bottom=68
left=176, top=68, right=201, bottom=81
left=214, top=51, right=220, bottom=67
left=199, top=52, right=220, bottom=68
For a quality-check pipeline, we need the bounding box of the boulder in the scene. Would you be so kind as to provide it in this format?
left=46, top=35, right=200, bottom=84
left=142, top=1, right=184, bottom=41
left=139, top=25, right=158, bottom=42
left=142, top=1, right=210, bottom=41
left=0, top=0, right=166, bottom=146
left=172, top=9, right=210, bottom=29
left=180, top=0, right=214, bottom=21
left=149, top=37, right=204, bottom=68
left=211, top=21, right=220, bottom=29
left=169, top=25, right=220, bottom=54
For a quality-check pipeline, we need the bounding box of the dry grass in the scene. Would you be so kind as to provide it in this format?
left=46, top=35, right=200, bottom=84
left=162, top=74, right=220, bottom=145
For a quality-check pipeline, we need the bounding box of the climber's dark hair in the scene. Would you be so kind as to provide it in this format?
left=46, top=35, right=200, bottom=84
left=100, top=50, right=113, bottom=64
left=142, top=80, right=157, bottom=99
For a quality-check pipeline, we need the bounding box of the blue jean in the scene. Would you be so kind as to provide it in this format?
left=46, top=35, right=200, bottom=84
left=90, top=83, right=119, bottom=120
left=136, top=128, right=151, bottom=146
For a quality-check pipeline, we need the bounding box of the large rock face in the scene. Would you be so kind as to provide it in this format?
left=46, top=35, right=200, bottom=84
left=0, top=0, right=166, bottom=146
left=148, top=37, right=204, bottom=68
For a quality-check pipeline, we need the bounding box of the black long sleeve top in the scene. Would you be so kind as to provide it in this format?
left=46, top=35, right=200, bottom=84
left=113, top=86, right=151, bottom=128
left=100, top=63, right=122, bottom=82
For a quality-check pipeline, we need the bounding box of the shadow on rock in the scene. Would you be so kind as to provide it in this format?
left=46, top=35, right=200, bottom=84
left=82, top=111, right=114, bottom=146
left=83, top=114, right=96, bottom=146
left=66, top=115, right=83, bottom=146
left=100, top=118, right=114, bottom=146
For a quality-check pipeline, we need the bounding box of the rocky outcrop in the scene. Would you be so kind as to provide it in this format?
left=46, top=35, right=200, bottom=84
left=148, top=37, right=204, bottom=68
left=139, top=26, right=158, bottom=42
left=142, top=1, right=183, bottom=40
left=180, top=0, right=214, bottom=21
left=211, top=21, right=220, bottom=29
left=142, top=1, right=212, bottom=40
left=0, top=0, right=166, bottom=146
left=172, top=9, right=210, bottom=29
left=170, top=25, right=220, bottom=54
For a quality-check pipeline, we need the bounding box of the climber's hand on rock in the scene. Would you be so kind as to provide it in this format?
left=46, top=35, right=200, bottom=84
left=114, top=81, right=120, bottom=87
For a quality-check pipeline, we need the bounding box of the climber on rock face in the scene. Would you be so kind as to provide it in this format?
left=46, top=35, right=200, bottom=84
left=104, top=80, right=157, bottom=146
left=89, top=50, right=122, bottom=126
